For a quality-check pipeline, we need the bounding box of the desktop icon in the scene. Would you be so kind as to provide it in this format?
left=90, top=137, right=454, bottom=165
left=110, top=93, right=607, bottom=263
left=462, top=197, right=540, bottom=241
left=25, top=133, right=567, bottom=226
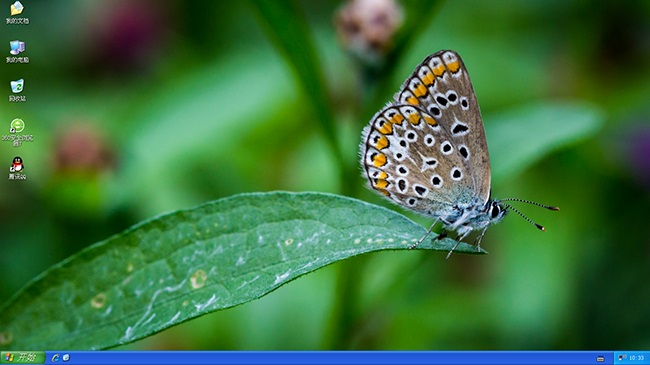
left=10, top=118, right=24, bottom=133
left=10, top=1, right=23, bottom=16
left=51, top=354, right=60, bottom=363
left=10, top=156, right=23, bottom=172
left=62, top=354, right=70, bottom=362
left=10, top=79, right=24, bottom=93
left=10, top=40, right=25, bottom=55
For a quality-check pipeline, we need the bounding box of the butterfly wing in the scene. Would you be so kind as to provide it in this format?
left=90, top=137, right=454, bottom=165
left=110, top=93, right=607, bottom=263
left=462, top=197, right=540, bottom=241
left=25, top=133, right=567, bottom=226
left=395, top=50, right=491, bottom=204
left=360, top=50, right=491, bottom=217
left=361, top=103, right=466, bottom=215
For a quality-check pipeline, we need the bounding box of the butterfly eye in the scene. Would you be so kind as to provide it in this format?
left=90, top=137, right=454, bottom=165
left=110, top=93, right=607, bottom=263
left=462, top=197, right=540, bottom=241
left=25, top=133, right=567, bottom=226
left=490, top=202, right=501, bottom=218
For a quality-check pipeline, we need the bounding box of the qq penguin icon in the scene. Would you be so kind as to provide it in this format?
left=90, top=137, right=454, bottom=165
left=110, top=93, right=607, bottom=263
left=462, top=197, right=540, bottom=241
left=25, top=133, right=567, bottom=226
left=9, top=156, right=24, bottom=180
left=11, top=156, right=23, bottom=172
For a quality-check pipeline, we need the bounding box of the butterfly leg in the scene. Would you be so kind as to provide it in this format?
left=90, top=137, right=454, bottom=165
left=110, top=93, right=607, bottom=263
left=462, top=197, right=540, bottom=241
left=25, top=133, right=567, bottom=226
left=474, top=227, right=489, bottom=254
left=445, top=230, right=472, bottom=260
left=409, top=219, right=440, bottom=250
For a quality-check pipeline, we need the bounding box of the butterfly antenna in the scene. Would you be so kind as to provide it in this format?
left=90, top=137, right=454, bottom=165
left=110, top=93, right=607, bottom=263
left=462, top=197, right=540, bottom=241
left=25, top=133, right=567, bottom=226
left=500, top=198, right=560, bottom=211
left=501, top=203, right=547, bottom=232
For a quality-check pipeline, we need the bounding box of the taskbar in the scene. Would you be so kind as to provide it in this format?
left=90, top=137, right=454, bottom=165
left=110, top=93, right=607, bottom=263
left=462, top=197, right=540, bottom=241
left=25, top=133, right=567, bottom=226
left=0, top=351, right=648, bottom=365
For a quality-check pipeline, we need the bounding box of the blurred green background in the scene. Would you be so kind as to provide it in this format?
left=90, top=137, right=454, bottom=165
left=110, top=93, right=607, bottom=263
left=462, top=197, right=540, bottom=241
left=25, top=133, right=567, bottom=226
left=1, top=0, right=649, bottom=350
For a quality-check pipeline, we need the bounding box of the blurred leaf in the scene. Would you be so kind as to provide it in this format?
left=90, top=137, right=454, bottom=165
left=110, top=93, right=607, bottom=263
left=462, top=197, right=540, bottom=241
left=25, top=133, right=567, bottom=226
left=114, top=49, right=299, bottom=216
left=250, top=1, right=342, bottom=166
left=0, top=191, right=484, bottom=350
left=487, top=102, right=605, bottom=183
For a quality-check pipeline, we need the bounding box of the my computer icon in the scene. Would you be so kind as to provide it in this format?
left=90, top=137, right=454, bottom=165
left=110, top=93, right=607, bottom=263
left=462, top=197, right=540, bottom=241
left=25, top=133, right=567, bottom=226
left=10, top=40, right=25, bottom=55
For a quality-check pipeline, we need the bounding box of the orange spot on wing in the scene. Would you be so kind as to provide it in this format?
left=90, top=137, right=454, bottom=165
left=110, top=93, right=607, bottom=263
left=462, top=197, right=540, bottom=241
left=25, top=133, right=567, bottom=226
left=408, top=112, right=421, bottom=125
left=390, top=114, right=404, bottom=125
left=422, top=73, right=434, bottom=86
left=375, top=135, right=389, bottom=150
left=375, top=179, right=389, bottom=189
left=433, top=64, right=446, bottom=77
left=391, top=113, right=405, bottom=125
left=447, top=61, right=460, bottom=73
left=373, top=153, right=387, bottom=167
left=377, top=188, right=390, bottom=197
left=406, top=96, right=419, bottom=105
left=414, top=84, right=427, bottom=97
left=376, top=171, right=388, bottom=179
left=424, top=115, right=437, bottom=126
left=378, top=122, right=393, bottom=135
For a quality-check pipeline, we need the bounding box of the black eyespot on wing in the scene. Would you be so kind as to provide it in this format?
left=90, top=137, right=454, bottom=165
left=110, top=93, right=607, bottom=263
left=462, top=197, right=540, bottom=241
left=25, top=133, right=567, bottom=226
left=398, top=179, right=406, bottom=192
left=436, top=96, right=448, bottom=106
left=452, top=124, right=469, bottom=134
left=414, top=185, right=427, bottom=196
left=428, top=106, right=442, bottom=117
left=431, top=175, right=442, bottom=187
left=459, top=146, right=469, bottom=159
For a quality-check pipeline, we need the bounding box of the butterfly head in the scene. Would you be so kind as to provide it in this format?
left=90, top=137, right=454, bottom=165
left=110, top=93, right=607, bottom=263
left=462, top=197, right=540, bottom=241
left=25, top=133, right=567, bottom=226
left=486, top=199, right=508, bottom=225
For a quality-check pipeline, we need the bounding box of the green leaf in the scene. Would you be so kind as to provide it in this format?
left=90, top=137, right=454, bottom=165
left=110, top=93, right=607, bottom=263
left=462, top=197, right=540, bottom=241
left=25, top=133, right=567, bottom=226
left=0, top=192, right=483, bottom=350
left=487, top=102, right=605, bottom=183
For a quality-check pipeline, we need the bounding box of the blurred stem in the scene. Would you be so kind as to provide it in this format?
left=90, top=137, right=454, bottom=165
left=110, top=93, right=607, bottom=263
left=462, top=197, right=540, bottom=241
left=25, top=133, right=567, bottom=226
left=326, top=0, right=445, bottom=348
left=324, top=257, right=365, bottom=349
left=250, top=0, right=354, bottom=195
left=252, top=0, right=444, bottom=349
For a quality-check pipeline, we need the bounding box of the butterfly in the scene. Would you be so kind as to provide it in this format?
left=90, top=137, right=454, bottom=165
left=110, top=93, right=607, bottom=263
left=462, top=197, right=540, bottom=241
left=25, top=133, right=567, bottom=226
left=360, top=50, right=558, bottom=257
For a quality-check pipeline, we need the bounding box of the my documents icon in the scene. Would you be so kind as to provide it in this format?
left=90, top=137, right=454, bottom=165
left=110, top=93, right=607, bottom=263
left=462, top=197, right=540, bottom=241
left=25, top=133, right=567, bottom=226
left=10, top=1, right=24, bottom=16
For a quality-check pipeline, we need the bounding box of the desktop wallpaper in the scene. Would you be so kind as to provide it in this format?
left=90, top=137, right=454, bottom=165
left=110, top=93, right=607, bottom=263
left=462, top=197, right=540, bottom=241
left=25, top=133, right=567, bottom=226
left=0, top=0, right=649, bottom=350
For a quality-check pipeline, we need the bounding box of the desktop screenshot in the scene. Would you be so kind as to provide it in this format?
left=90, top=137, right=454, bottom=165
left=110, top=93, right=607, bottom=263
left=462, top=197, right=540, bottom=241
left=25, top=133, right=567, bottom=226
left=0, top=1, right=648, bottom=364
